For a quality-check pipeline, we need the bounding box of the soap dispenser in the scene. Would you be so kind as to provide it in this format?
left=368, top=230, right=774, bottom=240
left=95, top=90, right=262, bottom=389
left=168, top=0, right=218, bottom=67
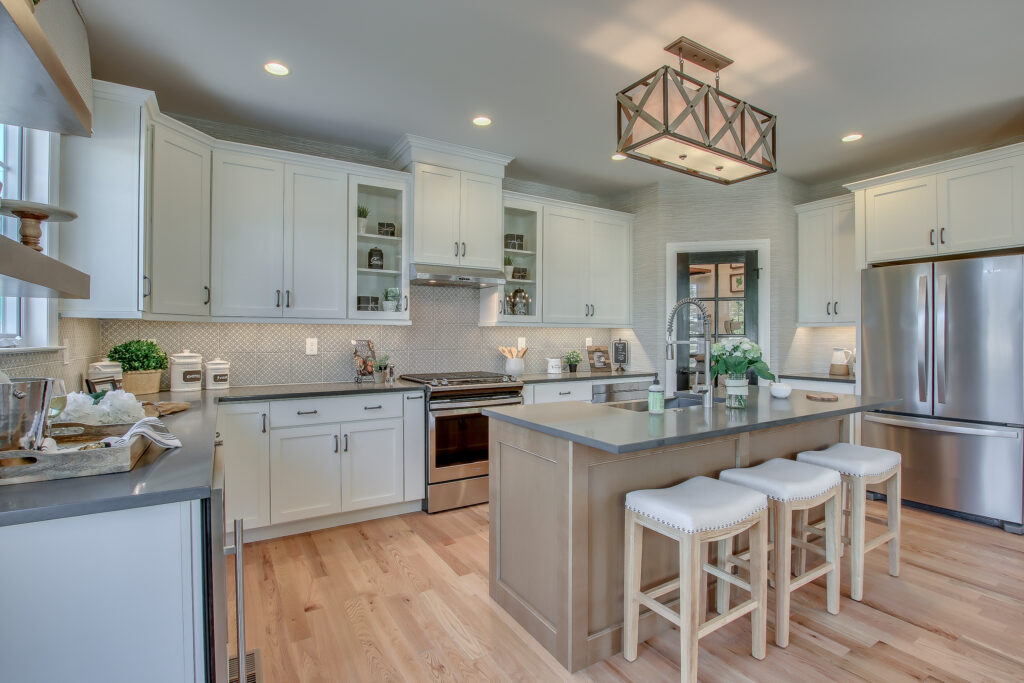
left=648, top=374, right=665, bottom=414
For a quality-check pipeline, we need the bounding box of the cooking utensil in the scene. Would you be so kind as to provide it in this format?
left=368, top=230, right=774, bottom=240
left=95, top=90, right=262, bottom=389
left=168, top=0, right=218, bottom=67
left=1, top=378, right=56, bottom=451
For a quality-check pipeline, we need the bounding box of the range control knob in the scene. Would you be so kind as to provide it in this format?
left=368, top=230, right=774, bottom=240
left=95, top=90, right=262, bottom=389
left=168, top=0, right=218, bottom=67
left=440, top=378, right=449, bottom=386
left=430, top=378, right=440, bottom=386
left=501, top=375, right=511, bottom=382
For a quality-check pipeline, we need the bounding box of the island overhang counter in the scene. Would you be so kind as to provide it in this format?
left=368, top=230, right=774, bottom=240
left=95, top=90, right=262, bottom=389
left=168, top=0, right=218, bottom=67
left=483, top=388, right=897, bottom=672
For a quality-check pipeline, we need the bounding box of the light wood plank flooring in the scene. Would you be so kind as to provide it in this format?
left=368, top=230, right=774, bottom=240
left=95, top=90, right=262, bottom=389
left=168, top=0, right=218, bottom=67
left=228, top=501, right=1024, bottom=681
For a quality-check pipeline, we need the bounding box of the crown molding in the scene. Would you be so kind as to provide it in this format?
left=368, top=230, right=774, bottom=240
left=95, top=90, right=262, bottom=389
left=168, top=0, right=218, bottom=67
left=389, top=134, right=514, bottom=177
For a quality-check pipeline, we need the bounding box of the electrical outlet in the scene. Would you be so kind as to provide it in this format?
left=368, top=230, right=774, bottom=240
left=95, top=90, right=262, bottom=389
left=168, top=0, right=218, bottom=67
left=585, top=337, right=592, bottom=347
left=517, top=337, right=526, bottom=350
left=305, top=338, right=318, bottom=355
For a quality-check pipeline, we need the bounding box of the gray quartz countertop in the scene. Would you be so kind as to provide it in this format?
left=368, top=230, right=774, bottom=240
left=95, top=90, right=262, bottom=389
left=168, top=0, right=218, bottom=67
left=779, top=371, right=856, bottom=385
left=484, top=388, right=897, bottom=454
left=520, top=370, right=656, bottom=384
left=0, top=381, right=426, bottom=527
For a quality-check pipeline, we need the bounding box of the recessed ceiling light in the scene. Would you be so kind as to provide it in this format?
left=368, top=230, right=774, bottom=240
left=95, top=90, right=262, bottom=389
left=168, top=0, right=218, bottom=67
left=472, top=115, right=493, bottom=127
left=264, top=62, right=290, bottom=77
left=611, top=153, right=627, bottom=161
left=841, top=133, right=863, bottom=143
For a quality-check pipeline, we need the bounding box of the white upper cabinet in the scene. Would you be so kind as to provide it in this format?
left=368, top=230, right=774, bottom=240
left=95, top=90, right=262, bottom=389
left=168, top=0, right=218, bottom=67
left=149, top=124, right=211, bottom=316
left=797, top=197, right=856, bottom=326
left=284, top=163, right=348, bottom=318
left=854, top=144, right=1024, bottom=263
left=542, top=203, right=632, bottom=326
left=459, top=171, right=503, bottom=268
left=211, top=150, right=285, bottom=317
left=413, top=163, right=461, bottom=266
left=349, top=174, right=411, bottom=321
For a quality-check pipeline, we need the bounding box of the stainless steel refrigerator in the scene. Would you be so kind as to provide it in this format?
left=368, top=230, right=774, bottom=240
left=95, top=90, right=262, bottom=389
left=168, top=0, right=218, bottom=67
left=861, top=254, right=1024, bottom=532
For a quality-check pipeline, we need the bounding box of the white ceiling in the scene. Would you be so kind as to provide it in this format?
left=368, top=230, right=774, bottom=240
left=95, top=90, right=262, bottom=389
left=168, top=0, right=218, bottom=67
left=76, top=0, right=1024, bottom=195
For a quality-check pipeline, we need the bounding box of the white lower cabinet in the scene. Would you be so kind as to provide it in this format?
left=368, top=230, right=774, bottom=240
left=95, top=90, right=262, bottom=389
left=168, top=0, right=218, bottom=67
left=270, top=423, right=343, bottom=524
left=533, top=381, right=593, bottom=403
left=341, top=418, right=404, bottom=511
left=217, top=402, right=270, bottom=530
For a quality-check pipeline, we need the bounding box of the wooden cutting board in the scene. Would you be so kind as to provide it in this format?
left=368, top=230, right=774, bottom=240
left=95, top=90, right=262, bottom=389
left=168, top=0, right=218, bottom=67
left=806, top=392, right=839, bottom=402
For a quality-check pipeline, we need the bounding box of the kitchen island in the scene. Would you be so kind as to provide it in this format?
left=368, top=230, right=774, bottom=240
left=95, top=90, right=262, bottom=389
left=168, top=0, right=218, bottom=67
left=483, top=387, right=896, bottom=672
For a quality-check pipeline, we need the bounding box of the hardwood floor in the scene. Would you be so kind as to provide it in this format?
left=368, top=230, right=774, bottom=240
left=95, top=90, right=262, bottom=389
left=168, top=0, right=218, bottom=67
left=228, top=501, right=1024, bottom=681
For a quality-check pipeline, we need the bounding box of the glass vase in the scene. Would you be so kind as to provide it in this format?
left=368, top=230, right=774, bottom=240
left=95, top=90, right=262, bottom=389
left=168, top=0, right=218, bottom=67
left=723, top=373, right=749, bottom=409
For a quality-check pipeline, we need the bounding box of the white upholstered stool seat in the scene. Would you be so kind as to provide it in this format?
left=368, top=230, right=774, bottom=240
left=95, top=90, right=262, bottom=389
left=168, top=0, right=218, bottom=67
left=719, top=458, right=841, bottom=502
left=625, top=476, right=768, bottom=534
left=796, top=443, right=902, bottom=602
left=623, top=476, right=769, bottom=682
left=797, top=442, right=901, bottom=477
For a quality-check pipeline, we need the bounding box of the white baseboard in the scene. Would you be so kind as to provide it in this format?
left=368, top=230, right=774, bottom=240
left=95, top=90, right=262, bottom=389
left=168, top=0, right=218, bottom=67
left=226, top=500, right=423, bottom=545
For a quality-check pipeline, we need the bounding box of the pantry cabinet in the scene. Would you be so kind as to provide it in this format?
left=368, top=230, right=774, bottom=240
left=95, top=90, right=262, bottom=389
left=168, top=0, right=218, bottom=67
left=340, top=418, right=405, bottom=511
left=797, top=196, right=856, bottom=325
left=149, top=124, right=211, bottom=316
left=412, top=163, right=503, bottom=268
left=269, top=423, right=343, bottom=524
left=217, top=402, right=270, bottom=530
left=855, top=144, right=1024, bottom=263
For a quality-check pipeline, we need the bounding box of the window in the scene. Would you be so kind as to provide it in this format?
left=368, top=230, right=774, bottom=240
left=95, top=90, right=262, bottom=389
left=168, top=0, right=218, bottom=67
left=0, top=124, right=23, bottom=342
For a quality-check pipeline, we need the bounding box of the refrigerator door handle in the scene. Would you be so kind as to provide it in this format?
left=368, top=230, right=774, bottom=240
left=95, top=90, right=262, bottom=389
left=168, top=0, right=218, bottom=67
left=864, top=413, right=1020, bottom=439
left=935, top=274, right=948, bottom=404
left=917, top=275, right=930, bottom=403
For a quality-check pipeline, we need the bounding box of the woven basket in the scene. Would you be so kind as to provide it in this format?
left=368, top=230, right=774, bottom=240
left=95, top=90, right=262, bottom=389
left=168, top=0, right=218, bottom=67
left=121, top=369, right=162, bottom=396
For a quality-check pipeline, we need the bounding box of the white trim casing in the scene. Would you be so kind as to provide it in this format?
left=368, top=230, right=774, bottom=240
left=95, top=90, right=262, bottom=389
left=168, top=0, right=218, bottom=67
left=664, top=239, right=772, bottom=397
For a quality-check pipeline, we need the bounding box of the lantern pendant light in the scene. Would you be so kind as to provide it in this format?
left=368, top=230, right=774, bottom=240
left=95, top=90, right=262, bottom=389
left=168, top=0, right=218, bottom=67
left=615, top=36, right=777, bottom=184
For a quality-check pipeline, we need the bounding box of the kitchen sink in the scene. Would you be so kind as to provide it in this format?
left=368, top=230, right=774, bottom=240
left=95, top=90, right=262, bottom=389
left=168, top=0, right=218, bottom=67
left=608, top=393, right=724, bottom=412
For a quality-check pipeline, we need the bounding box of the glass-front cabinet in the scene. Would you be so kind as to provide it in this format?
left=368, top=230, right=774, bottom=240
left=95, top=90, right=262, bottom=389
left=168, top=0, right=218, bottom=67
left=348, top=174, right=411, bottom=321
left=480, top=196, right=543, bottom=324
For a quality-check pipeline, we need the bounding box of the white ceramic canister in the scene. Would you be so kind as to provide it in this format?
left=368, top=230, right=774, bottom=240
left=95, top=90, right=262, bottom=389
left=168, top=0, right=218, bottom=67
left=545, top=357, right=562, bottom=374
left=87, top=357, right=123, bottom=384
left=204, top=357, right=230, bottom=390
left=169, top=349, right=203, bottom=392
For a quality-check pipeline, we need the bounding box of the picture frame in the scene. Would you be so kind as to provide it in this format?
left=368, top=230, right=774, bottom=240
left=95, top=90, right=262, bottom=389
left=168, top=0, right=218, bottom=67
left=587, top=345, right=611, bottom=372
left=730, top=273, right=745, bottom=293
left=511, top=266, right=529, bottom=280
left=85, top=376, right=122, bottom=393
left=352, top=339, right=377, bottom=378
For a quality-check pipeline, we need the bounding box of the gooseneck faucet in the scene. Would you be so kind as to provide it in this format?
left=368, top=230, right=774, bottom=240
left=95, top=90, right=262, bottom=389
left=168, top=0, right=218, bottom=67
left=666, top=298, right=714, bottom=408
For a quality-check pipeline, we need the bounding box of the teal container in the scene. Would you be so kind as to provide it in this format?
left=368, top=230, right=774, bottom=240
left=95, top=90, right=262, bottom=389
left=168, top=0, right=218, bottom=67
left=648, top=380, right=665, bottom=414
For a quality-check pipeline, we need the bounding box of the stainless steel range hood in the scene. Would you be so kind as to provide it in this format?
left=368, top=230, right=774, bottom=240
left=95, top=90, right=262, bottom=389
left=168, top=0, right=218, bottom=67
left=409, top=263, right=506, bottom=287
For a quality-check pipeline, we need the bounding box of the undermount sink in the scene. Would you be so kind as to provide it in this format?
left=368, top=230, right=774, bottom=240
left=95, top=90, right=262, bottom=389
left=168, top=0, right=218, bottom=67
left=608, top=393, right=724, bottom=412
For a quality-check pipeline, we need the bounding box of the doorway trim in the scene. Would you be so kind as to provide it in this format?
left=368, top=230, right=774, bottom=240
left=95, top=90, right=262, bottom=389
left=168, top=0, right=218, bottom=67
left=664, top=239, right=772, bottom=396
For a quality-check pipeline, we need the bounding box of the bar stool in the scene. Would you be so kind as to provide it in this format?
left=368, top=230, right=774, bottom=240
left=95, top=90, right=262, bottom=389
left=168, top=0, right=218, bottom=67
left=797, top=442, right=901, bottom=601
left=623, top=476, right=769, bottom=683
left=719, top=459, right=842, bottom=647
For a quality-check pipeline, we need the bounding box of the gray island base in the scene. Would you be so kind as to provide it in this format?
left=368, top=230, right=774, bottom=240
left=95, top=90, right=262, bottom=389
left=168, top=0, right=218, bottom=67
left=484, top=388, right=896, bottom=672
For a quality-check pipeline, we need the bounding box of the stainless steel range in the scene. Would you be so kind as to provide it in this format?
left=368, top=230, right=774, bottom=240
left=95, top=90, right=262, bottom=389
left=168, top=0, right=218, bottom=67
left=400, top=371, right=523, bottom=513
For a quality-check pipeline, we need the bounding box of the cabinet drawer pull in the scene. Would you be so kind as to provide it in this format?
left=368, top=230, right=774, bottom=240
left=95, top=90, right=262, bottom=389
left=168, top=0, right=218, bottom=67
left=461, top=242, right=466, bottom=257
left=558, top=391, right=572, bottom=396
left=344, top=434, right=349, bottom=452
left=285, top=289, right=291, bottom=307
left=940, top=227, right=946, bottom=244
left=929, top=229, right=935, bottom=246
left=364, top=405, right=383, bottom=410
left=296, top=409, right=319, bottom=415
left=405, top=394, right=423, bottom=400
left=143, top=275, right=152, bottom=297
left=403, top=294, right=408, bottom=311
left=261, top=413, right=267, bottom=433
left=826, top=302, right=831, bottom=316
left=203, top=285, right=211, bottom=305
left=334, top=434, right=339, bottom=453
left=276, top=289, right=282, bottom=307
left=834, top=301, right=839, bottom=315
left=455, top=241, right=459, bottom=257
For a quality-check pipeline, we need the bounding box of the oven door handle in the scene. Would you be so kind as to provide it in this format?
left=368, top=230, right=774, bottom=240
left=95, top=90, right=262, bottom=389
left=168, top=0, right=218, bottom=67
left=429, top=396, right=523, bottom=412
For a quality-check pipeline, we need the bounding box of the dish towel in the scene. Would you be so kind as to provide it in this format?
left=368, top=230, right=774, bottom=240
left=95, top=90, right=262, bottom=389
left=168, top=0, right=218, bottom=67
left=102, top=417, right=182, bottom=449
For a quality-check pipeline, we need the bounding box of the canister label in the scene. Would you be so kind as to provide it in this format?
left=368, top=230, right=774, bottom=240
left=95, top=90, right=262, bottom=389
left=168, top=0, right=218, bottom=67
left=213, top=373, right=229, bottom=383
left=182, top=370, right=202, bottom=382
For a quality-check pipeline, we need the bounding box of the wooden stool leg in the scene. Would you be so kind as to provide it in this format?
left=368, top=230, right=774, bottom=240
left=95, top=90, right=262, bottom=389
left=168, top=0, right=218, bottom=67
left=698, top=541, right=709, bottom=623
left=715, top=537, right=732, bottom=615
left=679, top=535, right=701, bottom=683
left=795, top=509, right=808, bottom=576
left=886, top=469, right=901, bottom=577
left=824, top=488, right=840, bottom=615
left=839, top=479, right=847, bottom=558
left=848, top=477, right=868, bottom=602
left=773, top=501, right=792, bottom=647
left=623, top=509, right=643, bottom=661
left=749, top=510, right=768, bottom=660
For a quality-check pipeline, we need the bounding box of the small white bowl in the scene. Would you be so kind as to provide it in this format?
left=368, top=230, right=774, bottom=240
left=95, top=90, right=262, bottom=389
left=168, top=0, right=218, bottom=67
left=769, top=382, right=792, bottom=398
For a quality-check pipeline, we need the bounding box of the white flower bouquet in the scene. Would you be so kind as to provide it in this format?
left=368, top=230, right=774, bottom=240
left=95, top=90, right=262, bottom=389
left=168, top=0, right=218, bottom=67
left=709, top=337, right=776, bottom=381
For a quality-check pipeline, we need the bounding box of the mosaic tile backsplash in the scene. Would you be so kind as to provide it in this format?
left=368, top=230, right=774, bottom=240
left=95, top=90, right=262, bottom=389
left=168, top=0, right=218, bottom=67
left=0, top=318, right=104, bottom=390
left=98, top=287, right=614, bottom=389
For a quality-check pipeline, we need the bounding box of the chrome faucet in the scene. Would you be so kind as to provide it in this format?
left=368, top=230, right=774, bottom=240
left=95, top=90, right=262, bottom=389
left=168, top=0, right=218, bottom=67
left=666, top=298, right=714, bottom=408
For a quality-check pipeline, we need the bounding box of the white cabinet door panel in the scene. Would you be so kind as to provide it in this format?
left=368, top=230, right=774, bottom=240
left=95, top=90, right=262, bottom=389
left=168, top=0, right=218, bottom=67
left=218, top=402, right=270, bottom=530
left=284, top=164, right=347, bottom=318
left=938, top=157, right=1024, bottom=254
left=534, top=381, right=593, bottom=403
left=413, top=164, right=461, bottom=266
left=270, top=424, right=342, bottom=524
left=588, top=215, right=631, bottom=325
left=402, top=393, right=426, bottom=502
left=459, top=171, right=503, bottom=268
left=150, top=125, right=211, bottom=315
left=211, top=150, right=284, bottom=316
left=542, top=206, right=589, bottom=323
left=831, top=202, right=857, bottom=324
left=865, top=176, right=938, bottom=263
left=341, top=418, right=405, bottom=511
left=797, top=208, right=833, bottom=325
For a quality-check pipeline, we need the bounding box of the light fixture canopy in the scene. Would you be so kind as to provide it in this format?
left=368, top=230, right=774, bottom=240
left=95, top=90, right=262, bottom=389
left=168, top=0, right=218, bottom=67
left=264, top=61, right=290, bottom=76
left=472, top=115, right=493, bottom=126
left=615, top=36, right=776, bottom=185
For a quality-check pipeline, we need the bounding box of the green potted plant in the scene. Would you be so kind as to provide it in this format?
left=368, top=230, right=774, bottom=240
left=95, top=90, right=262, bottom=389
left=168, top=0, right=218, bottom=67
left=108, top=339, right=168, bottom=396
left=709, top=338, right=775, bottom=409
left=357, top=205, right=370, bottom=233
left=373, top=354, right=390, bottom=383
left=564, top=350, right=582, bottom=373
left=382, top=287, right=400, bottom=312
left=504, top=255, right=514, bottom=280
